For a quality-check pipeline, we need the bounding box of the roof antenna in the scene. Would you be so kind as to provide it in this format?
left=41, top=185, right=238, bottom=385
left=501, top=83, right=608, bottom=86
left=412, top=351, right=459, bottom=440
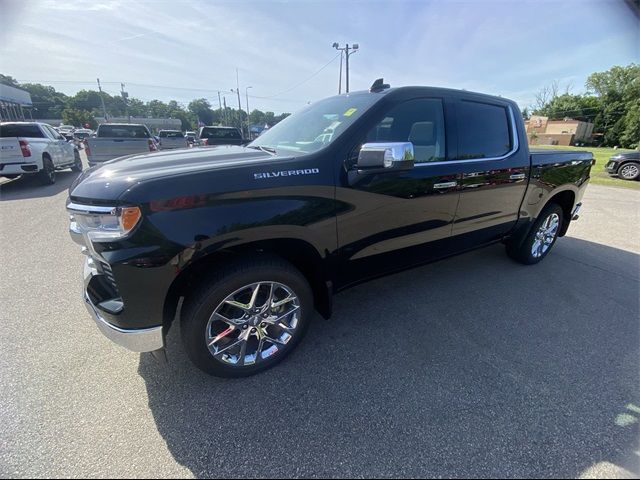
left=370, top=78, right=390, bottom=93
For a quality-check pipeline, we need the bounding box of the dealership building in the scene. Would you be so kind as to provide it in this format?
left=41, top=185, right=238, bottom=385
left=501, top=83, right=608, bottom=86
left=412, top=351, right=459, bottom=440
left=0, top=84, right=33, bottom=121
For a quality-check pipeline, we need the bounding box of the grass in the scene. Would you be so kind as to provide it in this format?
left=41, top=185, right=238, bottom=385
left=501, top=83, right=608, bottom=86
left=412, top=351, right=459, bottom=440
left=531, top=144, right=640, bottom=189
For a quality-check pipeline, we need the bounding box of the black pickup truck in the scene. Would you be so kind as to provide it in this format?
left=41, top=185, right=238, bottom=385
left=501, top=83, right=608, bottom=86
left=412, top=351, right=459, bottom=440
left=67, top=81, right=593, bottom=377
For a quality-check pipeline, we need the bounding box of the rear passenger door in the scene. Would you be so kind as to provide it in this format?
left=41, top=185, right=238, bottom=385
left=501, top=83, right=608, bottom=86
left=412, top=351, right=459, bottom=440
left=451, top=98, right=529, bottom=244
left=41, top=125, right=64, bottom=166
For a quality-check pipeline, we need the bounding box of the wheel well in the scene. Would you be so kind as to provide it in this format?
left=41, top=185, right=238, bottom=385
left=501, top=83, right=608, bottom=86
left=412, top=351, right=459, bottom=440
left=162, top=239, right=332, bottom=332
left=547, top=190, right=575, bottom=237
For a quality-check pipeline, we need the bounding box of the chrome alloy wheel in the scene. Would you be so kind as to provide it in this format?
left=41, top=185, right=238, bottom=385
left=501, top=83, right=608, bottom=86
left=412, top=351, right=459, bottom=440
left=619, top=163, right=639, bottom=180
left=205, top=282, right=300, bottom=366
left=531, top=213, right=560, bottom=258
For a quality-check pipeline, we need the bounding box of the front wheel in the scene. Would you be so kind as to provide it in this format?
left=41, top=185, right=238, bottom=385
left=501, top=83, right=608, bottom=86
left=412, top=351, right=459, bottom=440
left=181, top=257, right=314, bottom=377
left=506, top=203, right=564, bottom=265
left=618, top=162, right=640, bottom=181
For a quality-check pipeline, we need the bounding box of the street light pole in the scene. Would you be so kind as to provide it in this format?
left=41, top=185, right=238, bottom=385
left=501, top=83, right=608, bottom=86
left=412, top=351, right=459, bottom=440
left=332, top=43, right=359, bottom=93
left=245, top=86, right=253, bottom=139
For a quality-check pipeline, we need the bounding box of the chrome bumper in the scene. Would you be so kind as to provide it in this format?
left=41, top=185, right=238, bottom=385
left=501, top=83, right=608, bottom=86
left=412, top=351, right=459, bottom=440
left=83, top=259, right=164, bottom=352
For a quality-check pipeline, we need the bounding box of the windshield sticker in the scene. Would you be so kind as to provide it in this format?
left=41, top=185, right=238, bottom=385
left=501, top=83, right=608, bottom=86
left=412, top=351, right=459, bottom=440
left=343, top=108, right=357, bottom=117
left=254, top=168, right=319, bottom=180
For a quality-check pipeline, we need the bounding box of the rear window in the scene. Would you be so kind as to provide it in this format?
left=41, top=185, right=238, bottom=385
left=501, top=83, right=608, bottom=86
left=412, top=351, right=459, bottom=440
left=0, top=124, right=45, bottom=138
left=200, top=127, right=241, bottom=140
left=97, top=125, right=150, bottom=138
left=159, top=131, right=183, bottom=138
left=74, top=132, right=90, bottom=138
left=456, top=101, right=512, bottom=159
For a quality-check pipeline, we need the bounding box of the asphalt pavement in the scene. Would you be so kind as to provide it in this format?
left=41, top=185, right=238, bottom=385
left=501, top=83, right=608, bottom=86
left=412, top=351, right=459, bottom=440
left=1, top=154, right=638, bottom=478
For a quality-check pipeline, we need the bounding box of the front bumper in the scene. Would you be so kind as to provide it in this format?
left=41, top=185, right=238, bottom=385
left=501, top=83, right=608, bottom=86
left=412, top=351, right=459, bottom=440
left=605, top=160, right=620, bottom=174
left=83, top=257, right=164, bottom=352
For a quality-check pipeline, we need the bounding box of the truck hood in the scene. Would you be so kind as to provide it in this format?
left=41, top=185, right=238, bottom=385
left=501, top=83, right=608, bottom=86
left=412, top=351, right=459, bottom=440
left=70, top=146, right=281, bottom=201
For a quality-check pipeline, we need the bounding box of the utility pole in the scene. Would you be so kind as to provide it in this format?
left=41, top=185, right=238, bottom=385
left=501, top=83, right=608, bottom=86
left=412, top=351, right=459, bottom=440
left=231, top=68, right=244, bottom=135
left=332, top=43, right=359, bottom=93
left=121, top=82, right=130, bottom=122
left=245, top=86, right=252, bottom=139
left=338, top=50, right=343, bottom=94
left=96, top=78, right=108, bottom=121
left=223, top=97, right=228, bottom=125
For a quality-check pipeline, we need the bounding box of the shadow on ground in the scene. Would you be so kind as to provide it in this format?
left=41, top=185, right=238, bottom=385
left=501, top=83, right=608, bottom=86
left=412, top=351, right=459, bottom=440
left=138, top=237, right=640, bottom=478
left=0, top=170, right=80, bottom=201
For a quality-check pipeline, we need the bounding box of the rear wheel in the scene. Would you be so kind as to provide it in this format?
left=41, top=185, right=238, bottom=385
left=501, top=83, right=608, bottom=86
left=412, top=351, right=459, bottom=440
left=618, top=162, right=640, bottom=181
left=506, top=203, right=564, bottom=265
left=71, top=150, right=83, bottom=172
left=38, top=155, right=56, bottom=185
left=181, top=257, right=314, bottom=377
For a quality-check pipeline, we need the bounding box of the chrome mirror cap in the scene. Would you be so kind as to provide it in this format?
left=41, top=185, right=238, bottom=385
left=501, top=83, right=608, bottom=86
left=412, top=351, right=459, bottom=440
left=358, top=142, right=415, bottom=169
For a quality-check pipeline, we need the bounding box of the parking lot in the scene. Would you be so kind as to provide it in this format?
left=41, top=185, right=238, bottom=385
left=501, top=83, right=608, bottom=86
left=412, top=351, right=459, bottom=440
left=0, top=152, right=638, bottom=478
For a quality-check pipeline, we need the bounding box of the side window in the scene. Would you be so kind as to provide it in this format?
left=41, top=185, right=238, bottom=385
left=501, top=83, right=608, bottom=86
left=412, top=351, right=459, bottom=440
left=364, top=99, right=446, bottom=163
left=43, top=125, right=60, bottom=139
left=457, top=101, right=512, bottom=159
left=365, top=98, right=446, bottom=163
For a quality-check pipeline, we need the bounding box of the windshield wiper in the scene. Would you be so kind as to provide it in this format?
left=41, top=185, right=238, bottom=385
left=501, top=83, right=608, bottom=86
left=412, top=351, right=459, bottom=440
left=246, top=145, right=277, bottom=155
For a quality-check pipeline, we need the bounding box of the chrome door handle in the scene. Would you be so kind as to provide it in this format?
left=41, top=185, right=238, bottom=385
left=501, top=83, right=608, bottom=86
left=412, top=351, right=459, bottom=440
left=509, top=173, right=526, bottom=180
left=434, top=181, right=458, bottom=189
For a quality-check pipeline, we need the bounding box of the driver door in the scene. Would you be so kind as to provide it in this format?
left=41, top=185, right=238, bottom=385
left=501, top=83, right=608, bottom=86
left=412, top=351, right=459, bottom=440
left=335, top=97, right=461, bottom=287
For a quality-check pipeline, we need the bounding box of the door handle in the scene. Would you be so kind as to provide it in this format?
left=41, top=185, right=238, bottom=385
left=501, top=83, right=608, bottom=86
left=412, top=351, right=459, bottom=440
left=509, top=173, right=526, bottom=181
left=433, top=181, right=458, bottom=189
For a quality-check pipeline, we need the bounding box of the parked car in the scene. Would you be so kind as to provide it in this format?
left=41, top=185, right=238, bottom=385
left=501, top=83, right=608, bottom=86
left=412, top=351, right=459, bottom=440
left=158, top=130, right=188, bottom=150
left=197, top=126, right=245, bottom=146
left=605, top=151, right=640, bottom=180
left=0, top=122, right=82, bottom=184
left=67, top=81, right=594, bottom=377
left=85, top=123, right=158, bottom=166
left=72, top=129, right=93, bottom=149
left=57, top=124, right=75, bottom=135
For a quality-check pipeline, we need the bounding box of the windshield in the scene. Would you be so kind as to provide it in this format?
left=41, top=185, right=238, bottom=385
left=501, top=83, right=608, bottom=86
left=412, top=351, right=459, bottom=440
left=249, top=94, right=379, bottom=155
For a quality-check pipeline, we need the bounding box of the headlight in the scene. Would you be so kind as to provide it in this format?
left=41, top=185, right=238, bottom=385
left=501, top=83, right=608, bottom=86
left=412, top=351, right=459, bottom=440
left=67, top=203, right=142, bottom=242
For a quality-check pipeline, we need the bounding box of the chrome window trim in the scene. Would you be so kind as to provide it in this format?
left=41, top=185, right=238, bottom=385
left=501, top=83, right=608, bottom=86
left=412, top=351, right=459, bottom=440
left=66, top=202, right=117, bottom=215
left=415, top=104, right=520, bottom=167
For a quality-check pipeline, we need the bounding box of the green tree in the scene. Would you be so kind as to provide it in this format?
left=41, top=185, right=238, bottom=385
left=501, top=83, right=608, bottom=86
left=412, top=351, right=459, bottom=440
left=188, top=98, right=215, bottom=125
left=61, top=108, right=97, bottom=128
left=19, top=83, right=68, bottom=119
left=0, top=74, right=20, bottom=87
left=586, top=63, right=640, bottom=148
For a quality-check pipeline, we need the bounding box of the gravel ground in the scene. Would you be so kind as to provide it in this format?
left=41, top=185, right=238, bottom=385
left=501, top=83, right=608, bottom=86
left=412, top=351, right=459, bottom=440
left=1, top=155, right=638, bottom=478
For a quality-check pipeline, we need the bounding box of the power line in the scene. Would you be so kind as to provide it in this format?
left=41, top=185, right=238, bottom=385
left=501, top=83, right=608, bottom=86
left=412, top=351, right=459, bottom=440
left=260, top=52, right=342, bottom=99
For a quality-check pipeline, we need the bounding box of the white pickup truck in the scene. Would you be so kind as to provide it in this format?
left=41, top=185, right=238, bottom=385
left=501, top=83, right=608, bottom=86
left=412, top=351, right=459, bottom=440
left=0, top=122, right=82, bottom=185
left=85, top=123, right=158, bottom=166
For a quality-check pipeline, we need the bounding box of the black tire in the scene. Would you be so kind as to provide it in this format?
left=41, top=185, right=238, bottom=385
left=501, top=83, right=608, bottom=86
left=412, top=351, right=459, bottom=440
left=506, top=203, right=564, bottom=265
left=38, top=155, right=56, bottom=185
left=618, top=162, right=640, bottom=181
left=180, top=256, right=314, bottom=377
left=71, top=150, right=83, bottom=172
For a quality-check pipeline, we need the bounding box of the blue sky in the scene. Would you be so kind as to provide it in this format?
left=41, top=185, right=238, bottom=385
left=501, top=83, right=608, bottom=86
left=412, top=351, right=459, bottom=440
left=1, top=0, right=638, bottom=114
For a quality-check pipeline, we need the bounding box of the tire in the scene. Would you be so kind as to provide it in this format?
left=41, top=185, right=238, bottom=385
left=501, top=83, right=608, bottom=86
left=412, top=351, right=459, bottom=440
left=180, top=256, right=314, bottom=377
left=506, top=203, right=564, bottom=265
left=618, top=162, right=640, bottom=181
left=38, top=155, right=56, bottom=185
left=71, top=150, right=83, bottom=172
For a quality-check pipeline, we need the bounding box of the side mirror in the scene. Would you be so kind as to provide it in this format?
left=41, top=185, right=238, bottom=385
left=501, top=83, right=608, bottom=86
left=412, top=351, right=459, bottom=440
left=357, top=142, right=414, bottom=170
